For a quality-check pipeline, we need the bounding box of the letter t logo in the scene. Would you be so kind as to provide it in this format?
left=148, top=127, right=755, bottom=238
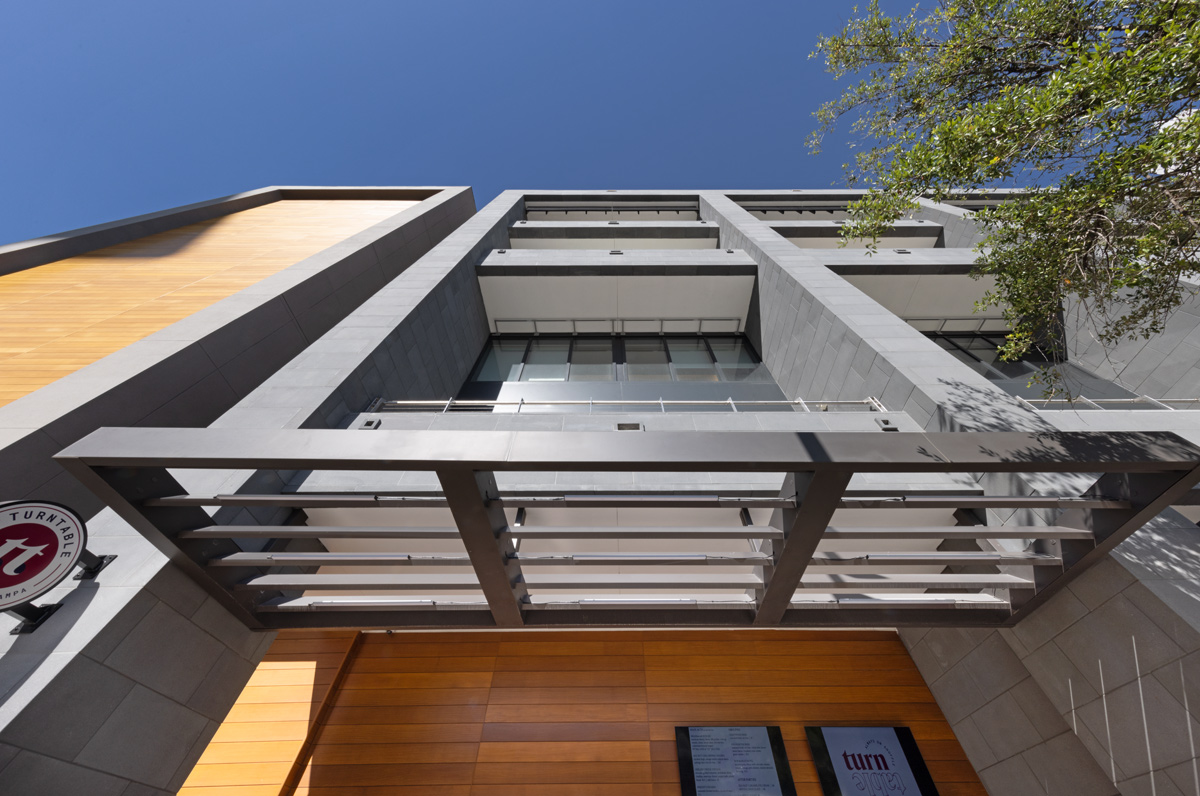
left=0, top=538, right=47, bottom=576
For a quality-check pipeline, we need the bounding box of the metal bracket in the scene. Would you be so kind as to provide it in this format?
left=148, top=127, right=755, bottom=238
left=7, top=602, right=63, bottom=634
left=73, top=550, right=117, bottom=580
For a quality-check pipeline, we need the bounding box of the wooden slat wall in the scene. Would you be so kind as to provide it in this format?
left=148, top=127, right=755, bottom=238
left=264, top=629, right=985, bottom=796
left=0, top=199, right=417, bottom=406
left=178, top=630, right=359, bottom=796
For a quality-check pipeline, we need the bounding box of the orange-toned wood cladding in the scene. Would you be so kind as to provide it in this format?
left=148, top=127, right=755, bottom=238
left=178, top=630, right=359, bottom=796
left=180, top=629, right=982, bottom=796
left=0, top=198, right=418, bottom=406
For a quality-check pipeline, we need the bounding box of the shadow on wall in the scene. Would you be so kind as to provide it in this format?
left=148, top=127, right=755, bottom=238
left=82, top=214, right=242, bottom=258
left=922, top=376, right=1198, bottom=466
left=0, top=579, right=100, bottom=710
left=1116, top=511, right=1200, bottom=596
left=178, top=630, right=360, bottom=796
left=920, top=376, right=1051, bottom=434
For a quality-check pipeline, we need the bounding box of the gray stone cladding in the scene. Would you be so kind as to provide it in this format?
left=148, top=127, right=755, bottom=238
left=0, top=187, right=480, bottom=795
left=0, top=187, right=475, bottom=518
left=0, top=516, right=273, bottom=796
left=903, top=545, right=1200, bottom=796
left=208, top=189, right=522, bottom=438
left=911, top=197, right=985, bottom=248
left=700, top=190, right=1200, bottom=795
left=1066, top=289, right=1200, bottom=401
left=698, top=192, right=1040, bottom=434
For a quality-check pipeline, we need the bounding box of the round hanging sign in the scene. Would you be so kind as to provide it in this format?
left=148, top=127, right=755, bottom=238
left=0, top=501, right=87, bottom=611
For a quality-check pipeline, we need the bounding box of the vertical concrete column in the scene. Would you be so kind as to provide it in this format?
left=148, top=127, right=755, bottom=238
left=697, top=193, right=1041, bottom=432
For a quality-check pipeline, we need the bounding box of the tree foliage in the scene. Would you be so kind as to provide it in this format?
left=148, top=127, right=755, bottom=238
left=811, top=0, right=1200, bottom=386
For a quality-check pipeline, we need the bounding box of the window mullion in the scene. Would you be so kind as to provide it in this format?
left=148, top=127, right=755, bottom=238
left=514, top=337, right=532, bottom=382
left=701, top=336, right=725, bottom=382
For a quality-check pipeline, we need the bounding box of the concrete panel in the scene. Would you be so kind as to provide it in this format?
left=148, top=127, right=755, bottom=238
left=977, top=753, right=1045, bottom=796
left=1022, top=731, right=1122, bottom=796
left=75, top=685, right=211, bottom=789
left=1054, top=594, right=1184, bottom=693
left=0, top=655, right=134, bottom=760
left=185, top=649, right=258, bottom=722
left=0, top=749, right=129, bottom=796
left=1011, top=585, right=1090, bottom=653
left=103, top=603, right=227, bottom=704
left=1009, top=676, right=1072, bottom=741
left=951, top=716, right=998, bottom=770
left=929, top=662, right=989, bottom=725
left=962, top=633, right=1029, bottom=702
left=1067, top=292, right=1200, bottom=400
left=972, top=691, right=1041, bottom=760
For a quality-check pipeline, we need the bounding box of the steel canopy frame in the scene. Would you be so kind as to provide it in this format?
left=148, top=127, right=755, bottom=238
left=55, top=427, right=1200, bottom=631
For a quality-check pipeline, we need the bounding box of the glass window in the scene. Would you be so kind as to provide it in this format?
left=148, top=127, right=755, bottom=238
left=471, top=339, right=527, bottom=381
left=624, top=338, right=671, bottom=381
left=709, top=337, right=761, bottom=381
left=569, top=338, right=615, bottom=381
left=667, top=338, right=718, bottom=381
left=519, top=339, right=570, bottom=382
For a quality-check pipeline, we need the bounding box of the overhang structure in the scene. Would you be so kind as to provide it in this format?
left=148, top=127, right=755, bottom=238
left=58, top=427, right=1200, bottom=630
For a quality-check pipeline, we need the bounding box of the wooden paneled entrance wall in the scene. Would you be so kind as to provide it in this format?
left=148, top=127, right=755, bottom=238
left=180, top=629, right=986, bottom=796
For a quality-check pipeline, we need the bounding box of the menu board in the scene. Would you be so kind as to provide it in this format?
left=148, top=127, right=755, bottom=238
left=675, top=726, right=798, bottom=796
left=806, top=726, right=940, bottom=796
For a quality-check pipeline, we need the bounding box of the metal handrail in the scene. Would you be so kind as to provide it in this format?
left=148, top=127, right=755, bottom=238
left=378, top=398, right=886, bottom=413
left=1030, top=395, right=1200, bottom=411
left=491, top=318, right=744, bottom=335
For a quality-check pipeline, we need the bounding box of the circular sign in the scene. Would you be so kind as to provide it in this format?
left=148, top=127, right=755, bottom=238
left=0, top=501, right=87, bottom=611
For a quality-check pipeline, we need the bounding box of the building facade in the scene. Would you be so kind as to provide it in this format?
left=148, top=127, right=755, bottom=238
left=3, top=187, right=1200, bottom=795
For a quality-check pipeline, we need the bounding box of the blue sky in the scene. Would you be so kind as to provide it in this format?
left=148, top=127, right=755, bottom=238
left=0, top=1, right=876, bottom=245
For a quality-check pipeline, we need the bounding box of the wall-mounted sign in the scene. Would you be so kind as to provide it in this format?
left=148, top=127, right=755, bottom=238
left=806, top=726, right=939, bottom=796
left=0, top=501, right=87, bottom=611
left=675, top=726, right=798, bottom=796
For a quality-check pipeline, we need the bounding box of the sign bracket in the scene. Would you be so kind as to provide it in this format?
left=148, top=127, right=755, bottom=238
left=6, top=602, right=63, bottom=635
left=73, top=550, right=117, bottom=580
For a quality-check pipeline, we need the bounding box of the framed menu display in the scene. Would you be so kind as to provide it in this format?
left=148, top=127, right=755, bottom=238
left=805, top=726, right=940, bottom=796
left=675, top=726, right=798, bottom=796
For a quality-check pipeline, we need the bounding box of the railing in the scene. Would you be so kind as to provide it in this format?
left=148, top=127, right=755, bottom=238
left=374, top=397, right=888, bottom=414
left=907, top=316, right=1010, bottom=334
left=491, top=318, right=743, bottom=334
left=1020, top=395, right=1200, bottom=411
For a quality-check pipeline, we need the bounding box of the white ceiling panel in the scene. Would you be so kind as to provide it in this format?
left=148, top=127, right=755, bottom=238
left=479, top=275, right=755, bottom=331
left=842, top=274, right=1004, bottom=319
